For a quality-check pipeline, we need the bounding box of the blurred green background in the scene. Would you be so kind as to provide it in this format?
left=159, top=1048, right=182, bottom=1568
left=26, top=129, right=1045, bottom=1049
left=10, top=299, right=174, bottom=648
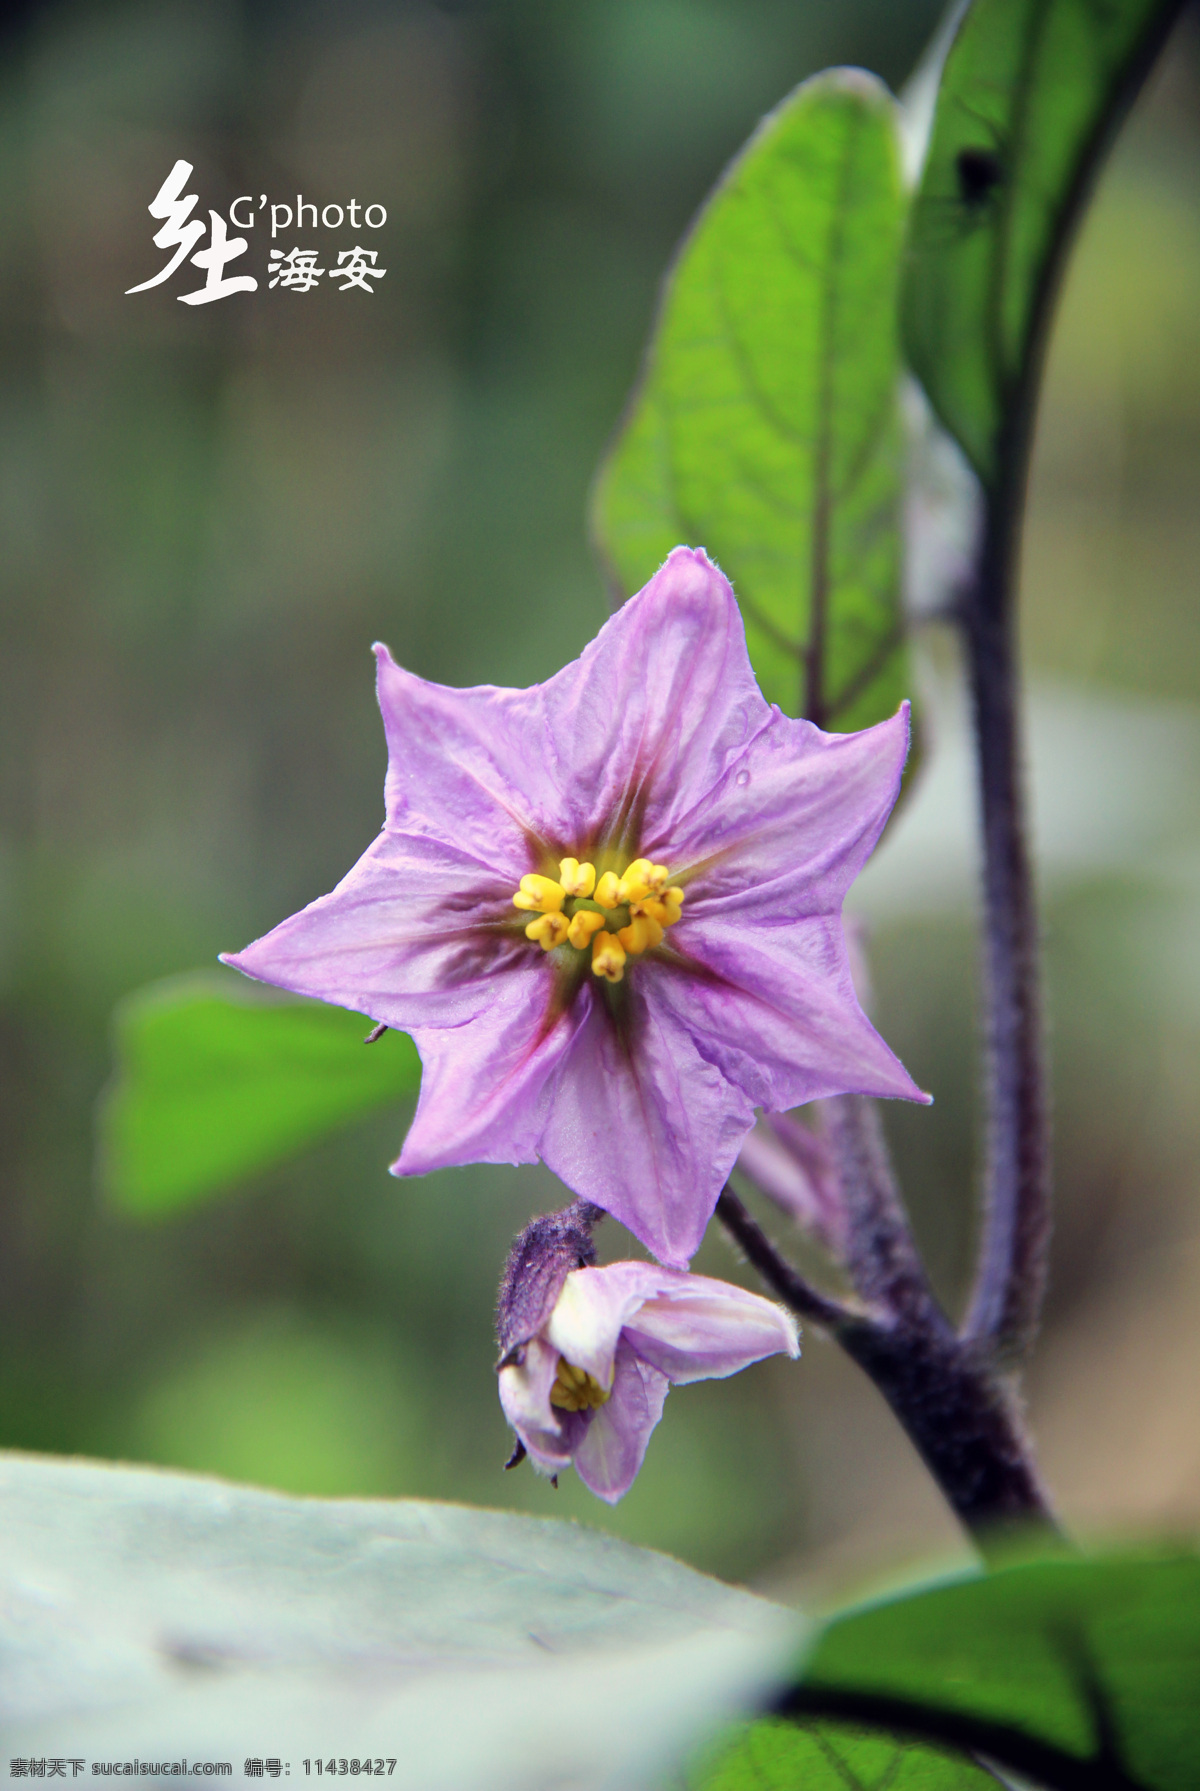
left=2, top=0, right=1200, bottom=1598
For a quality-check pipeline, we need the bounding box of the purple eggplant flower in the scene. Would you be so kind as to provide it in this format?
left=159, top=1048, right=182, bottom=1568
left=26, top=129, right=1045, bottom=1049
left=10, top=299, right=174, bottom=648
left=498, top=1260, right=800, bottom=1502
left=222, top=547, right=927, bottom=1266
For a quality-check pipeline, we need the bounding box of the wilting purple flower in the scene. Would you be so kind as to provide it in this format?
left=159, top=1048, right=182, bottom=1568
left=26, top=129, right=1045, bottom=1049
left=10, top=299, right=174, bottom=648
left=498, top=1261, right=799, bottom=1503
left=222, top=547, right=926, bottom=1266
left=736, top=1112, right=849, bottom=1261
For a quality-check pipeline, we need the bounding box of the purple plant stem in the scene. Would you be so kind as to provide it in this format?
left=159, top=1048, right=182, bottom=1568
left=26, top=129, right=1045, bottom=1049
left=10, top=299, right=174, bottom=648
left=960, top=492, right=1049, bottom=1360
left=958, top=0, right=1186, bottom=1359
left=716, top=1183, right=1054, bottom=1545
left=717, top=3, right=1190, bottom=1544
left=715, top=1186, right=853, bottom=1334
left=820, top=1093, right=940, bottom=1330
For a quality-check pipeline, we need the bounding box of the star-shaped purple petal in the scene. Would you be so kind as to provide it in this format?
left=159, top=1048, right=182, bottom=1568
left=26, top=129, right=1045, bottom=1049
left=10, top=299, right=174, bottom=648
left=223, top=546, right=927, bottom=1266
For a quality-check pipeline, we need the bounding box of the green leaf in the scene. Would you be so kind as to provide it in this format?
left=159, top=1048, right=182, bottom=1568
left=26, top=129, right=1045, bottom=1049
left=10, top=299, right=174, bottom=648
left=902, top=0, right=1183, bottom=487
left=690, top=1716, right=995, bottom=1789
left=704, top=1553, right=1200, bottom=1791
left=0, top=1452, right=798, bottom=1788
left=592, top=69, right=910, bottom=733
left=99, top=973, right=420, bottom=1216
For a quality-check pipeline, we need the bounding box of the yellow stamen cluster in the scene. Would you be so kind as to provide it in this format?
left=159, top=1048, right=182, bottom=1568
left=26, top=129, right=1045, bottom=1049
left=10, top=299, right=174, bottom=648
left=512, top=856, right=686, bottom=983
left=549, top=1357, right=610, bottom=1412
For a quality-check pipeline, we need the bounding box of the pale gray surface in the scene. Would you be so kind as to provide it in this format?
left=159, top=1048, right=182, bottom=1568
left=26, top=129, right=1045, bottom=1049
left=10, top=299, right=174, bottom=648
left=0, top=1452, right=799, bottom=1789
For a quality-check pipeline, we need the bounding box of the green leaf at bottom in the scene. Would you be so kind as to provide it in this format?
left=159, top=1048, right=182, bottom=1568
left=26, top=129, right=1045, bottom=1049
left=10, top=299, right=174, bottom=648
left=692, top=1716, right=995, bottom=1789
left=695, top=1551, right=1200, bottom=1791
left=801, top=1552, right=1200, bottom=1791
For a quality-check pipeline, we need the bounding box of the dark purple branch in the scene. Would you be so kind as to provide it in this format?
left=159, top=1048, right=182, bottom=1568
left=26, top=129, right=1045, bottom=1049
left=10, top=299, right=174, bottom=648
left=833, top=1316, right=1055, bottom=1543
left=958, top=0, right=1187, bottom=1363
left=821, top=1094, right=940, bottom=1327
left=716, top=1180, right=1055, bottom=1544
left=711, top=4, right=1187, bottom=1543
left=960, top=516, right=1049, bottom=1358
left=715, top=1186, right=853, bottom=1332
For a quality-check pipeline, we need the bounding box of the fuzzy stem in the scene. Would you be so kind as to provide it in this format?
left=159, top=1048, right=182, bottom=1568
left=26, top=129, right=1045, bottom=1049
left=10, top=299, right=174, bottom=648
left=821, top=1094, right=939, bottom=1326
left=719, top=1, right=1185, bottom=1540
left=715, top=1186, right=855, bottom=1333
left=716, top=1184, right=1055, bottom=1546
left=958, top=0, right=1186, bottom=1361
left=960, top=493, right=1049, bottom=1358
left=833, top=1318, right=1055, bottom=1546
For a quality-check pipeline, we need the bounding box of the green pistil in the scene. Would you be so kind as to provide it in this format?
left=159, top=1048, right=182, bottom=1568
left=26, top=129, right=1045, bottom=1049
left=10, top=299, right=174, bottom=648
left=566, top=894, right=630, bottom=931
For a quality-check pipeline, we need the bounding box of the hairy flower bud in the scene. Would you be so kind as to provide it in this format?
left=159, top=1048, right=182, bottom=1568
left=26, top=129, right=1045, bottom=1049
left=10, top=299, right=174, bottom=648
left=495, top=1200, right=603, bottom=1367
